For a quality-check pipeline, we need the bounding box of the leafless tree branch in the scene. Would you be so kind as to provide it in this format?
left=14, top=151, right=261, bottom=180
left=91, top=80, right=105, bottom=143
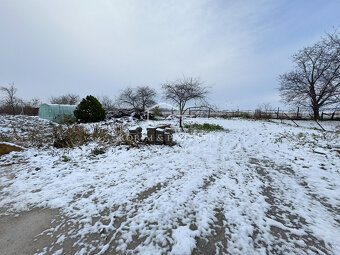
left=50, top=94, right=80, bottom=105
left=279, top=30, right=340, bottom=120
left=0, top=82, right=19, bottom=115
left=117, top=86, right=157, bottom=111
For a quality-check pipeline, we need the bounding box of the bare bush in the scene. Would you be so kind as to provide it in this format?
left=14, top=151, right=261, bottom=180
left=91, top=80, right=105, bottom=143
left=53, top=125, right=91, bottom=148
left=52, top=124, right=130, bottom=148
left=50, top=94, right=80, bottom=105
left=24, top=98, right=41, bottom=108
left=254, top=103, right=273, bottom=119
left=0, top=83, right=20, bottom=115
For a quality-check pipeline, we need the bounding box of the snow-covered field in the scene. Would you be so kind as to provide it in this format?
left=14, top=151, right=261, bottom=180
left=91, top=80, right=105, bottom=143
left=0, top=115, right=339, bottom=254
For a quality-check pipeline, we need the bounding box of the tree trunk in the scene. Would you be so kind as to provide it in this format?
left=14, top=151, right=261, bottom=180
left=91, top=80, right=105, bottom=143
left=11, top=105, right=16, bottom=115
left=179, top=104, right=183, bottom=128
left=312, top=106, right=320, bottom=120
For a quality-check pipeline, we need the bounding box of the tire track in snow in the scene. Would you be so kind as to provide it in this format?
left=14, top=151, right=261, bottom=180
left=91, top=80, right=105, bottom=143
left=248, top=157, right=333, bottom=254
left=104, top=133, right=239, bottom=254
left=96, top=172, right=186, bottom=254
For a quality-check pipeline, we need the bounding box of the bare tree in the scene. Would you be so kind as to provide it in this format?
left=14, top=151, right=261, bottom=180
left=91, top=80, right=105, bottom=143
left=117, top=86, right=157, bottom=111
left=50, top=94, right=80, bottom=105
left=254, top=103, right=273, bottom=119
left=136, top=86, right=157, bottom=111
left=260, top=103, right=273, bottom=113
left=279, top=31, right=340, bottom=120
left=24, top=98, right=41, bottom=108
left=0, top=82, right=19, bottom=115
left=99, top=96, right=115, bottom=112
left=162, top=77, right=209, bottom=127
left=117, top=88, right=138, bottom=109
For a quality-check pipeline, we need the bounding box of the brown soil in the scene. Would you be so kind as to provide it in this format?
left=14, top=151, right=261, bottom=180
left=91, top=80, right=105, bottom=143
left=0, top=209, right=57, bottom=255
left=0, top=143, right=23, bottom=156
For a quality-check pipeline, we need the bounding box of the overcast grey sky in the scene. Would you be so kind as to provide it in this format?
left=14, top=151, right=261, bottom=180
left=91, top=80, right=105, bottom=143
left=0, top=0, right=339, bottom=109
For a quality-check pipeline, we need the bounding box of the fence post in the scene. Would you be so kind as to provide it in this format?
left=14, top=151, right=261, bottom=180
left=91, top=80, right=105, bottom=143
left=284, top=113, right=299, bottom=127
left=208, top=109, right=210, bottom=118
left=296, top=107, right=300, bottom=119
left=321, top=112, right=324, bottom=120
left=315, top=119, right=326, bottom=131
left=277, top=107, right=279, bottom=119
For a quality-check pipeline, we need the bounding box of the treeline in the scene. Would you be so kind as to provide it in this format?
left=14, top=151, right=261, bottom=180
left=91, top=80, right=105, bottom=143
left=0, top=76, right=209, bottom=127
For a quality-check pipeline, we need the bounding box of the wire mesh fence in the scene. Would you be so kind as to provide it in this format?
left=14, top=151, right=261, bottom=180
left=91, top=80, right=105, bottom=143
left=161, top=108, right=340, bottom=120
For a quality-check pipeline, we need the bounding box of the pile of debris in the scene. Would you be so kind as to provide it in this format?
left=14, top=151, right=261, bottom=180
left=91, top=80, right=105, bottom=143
left=106, top=109, right=154, bottom=120
left=128, top=125, right=175, bottom=145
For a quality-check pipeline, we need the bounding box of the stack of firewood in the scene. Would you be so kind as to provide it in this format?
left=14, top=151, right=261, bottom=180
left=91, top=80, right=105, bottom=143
left=128, top=125, right=175, bottom=145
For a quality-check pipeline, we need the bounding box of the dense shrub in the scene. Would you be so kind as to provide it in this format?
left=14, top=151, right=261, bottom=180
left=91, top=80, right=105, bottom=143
left=91, top=146, right=106, bottom=156
left=74, top=95, right=105, bottom=122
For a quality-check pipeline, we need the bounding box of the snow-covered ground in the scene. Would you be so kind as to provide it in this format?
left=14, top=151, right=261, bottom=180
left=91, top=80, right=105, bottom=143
left=0, top=115, right=339, bottom=254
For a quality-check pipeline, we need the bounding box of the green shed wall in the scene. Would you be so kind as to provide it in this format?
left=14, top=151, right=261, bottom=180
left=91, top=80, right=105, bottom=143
left=38, top=104, right=77, bottom=123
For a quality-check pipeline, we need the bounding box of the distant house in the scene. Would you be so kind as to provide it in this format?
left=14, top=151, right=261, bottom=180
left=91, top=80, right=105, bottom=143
left=38, top=104, right=77, bottom=123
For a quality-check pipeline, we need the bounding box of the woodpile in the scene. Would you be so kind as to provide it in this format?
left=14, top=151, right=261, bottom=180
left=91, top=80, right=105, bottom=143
left=128, top=127, right=142, bottom=141
left=129, top=125, right=175, bottom=145
left=164, top=127, right=175, bottom=145
left=146, top=127, right=156, bottom=144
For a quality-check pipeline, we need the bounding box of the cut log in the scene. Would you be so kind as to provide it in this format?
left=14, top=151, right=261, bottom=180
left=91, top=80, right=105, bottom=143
left=155, top=129, right=164, bottom=145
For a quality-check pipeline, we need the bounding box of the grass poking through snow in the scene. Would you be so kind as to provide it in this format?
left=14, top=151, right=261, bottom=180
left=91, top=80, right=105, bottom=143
left=184, top=123, right=225, bottom=133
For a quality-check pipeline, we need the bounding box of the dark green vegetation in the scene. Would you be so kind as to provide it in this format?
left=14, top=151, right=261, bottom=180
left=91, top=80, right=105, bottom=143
left=184, top=123, right=224, bottom=132
left=91, top=147, right=106, bottom=156
left=220, top=112, right=252, bottom=119
left=74, top=95, right=105, bottom=122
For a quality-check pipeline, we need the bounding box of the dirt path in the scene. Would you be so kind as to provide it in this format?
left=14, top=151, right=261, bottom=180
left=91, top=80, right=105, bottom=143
left=0, top=209, right=57, bottom=255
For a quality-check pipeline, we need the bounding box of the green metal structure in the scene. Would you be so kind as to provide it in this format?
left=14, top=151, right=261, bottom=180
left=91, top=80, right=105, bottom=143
left=38, top=104, right=77, bottom=123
